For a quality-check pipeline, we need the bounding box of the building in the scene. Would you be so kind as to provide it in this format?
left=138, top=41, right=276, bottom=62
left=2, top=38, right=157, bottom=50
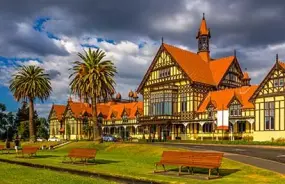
left=136, top=14, right=284, bottom=141
left=48, top=94, right=143, bottom=140
left=48, top=14, right=285, bottom=141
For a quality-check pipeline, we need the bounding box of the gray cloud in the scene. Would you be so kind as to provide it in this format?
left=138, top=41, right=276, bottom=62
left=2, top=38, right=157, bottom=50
left=2, top=0, right=285, bottom=116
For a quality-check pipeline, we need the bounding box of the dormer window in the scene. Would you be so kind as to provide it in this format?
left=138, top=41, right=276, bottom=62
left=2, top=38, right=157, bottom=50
left=207, top=106, right=214, bottom=119
left=230, top=103, right=242, bottom=116
left=111, top=114, right=116, bottom=124
left=122, top=112, right=128, bottom=123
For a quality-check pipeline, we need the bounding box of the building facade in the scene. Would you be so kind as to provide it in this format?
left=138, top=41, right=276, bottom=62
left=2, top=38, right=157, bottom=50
left=48, top=95, right=143, bottom=140
left=49, top=15, right=285, bottom=141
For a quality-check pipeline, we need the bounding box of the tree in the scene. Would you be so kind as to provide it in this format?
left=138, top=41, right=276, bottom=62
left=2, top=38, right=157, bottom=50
left=36, top=117, right=49, bottom=139
left=9, top=65, right=52, bottom=142
left=0, top=103, right=17, bottom=140
left=15, top=101, right=38, bottom=140
left=69, top=48, right=117, bottom=143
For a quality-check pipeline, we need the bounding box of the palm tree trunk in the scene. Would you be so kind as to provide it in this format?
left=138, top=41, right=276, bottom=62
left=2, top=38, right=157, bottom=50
left=92, top=96, right=101, bottom=143
left=28, top=98, right=35, bottom=142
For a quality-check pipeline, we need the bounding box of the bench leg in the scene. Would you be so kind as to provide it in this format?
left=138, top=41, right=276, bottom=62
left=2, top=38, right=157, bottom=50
left=217, top=168, right=220, bottom=177
left=177, top=166, right=182, bottom=176
left=208, top=169, right=211, bottom=179
left=162, top=164, right=166, bottom=172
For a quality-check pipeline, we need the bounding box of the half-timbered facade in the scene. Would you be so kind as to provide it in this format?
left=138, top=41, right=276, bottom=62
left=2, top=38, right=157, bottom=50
left=48, top=96, right=143, bottom=140
left=137, top=14, right=251, bottom=141
left=250, top=59, right=285, bottom=141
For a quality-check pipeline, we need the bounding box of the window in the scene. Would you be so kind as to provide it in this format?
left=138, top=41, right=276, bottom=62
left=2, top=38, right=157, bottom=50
left=150, top=91, right=175, bottom=115
left=229, top=73, right=237, bottom=82
left=203, top=123, right=213, bottom=133
left=180, top=93, right=187, bottom=112
left=159, top=68, right=170, bottom=78
left=280, top=78, right=284, bottom=86
left=230, top=104, right=242, bottom=116
left=274, top=79, right=279, bottom=87
left=237, top=121, right=246, bottom=133
left=265, top=102, right=275, bottom=130
left=122, top=113, right=128, bottom=123
left=207, top=106, right=214, bottom=119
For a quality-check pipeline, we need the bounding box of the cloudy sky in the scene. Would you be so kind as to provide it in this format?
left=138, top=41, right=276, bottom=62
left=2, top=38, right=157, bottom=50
left=0, top=0, right=285, bottom=117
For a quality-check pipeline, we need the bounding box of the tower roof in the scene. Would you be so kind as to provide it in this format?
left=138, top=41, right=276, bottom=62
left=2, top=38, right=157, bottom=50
left=196, top=13, right=211, bottom=38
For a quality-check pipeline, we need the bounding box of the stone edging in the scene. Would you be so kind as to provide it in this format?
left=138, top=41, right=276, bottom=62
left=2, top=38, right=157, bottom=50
left=0, top=158, right=161, bottom=184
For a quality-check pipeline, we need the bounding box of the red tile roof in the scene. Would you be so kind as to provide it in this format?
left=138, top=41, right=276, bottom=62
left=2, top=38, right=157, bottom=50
left=209, top=56, right=235, bottom=85
left=163, top=43, right=235, bottom=86
left=242, top=72, right=250, bottom=80
left=163, top=43, right=216, bottom=85
left=197, top=85, right=258, bottom=112
left=53, top=105, right=66, bottom=120
left=62, top=101, right=143, bottom=120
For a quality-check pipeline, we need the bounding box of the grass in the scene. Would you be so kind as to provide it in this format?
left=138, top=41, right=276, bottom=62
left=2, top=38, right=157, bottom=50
left=0, top=142, right=284, bottom=184
left=0, top=141, right=60, bottom=148
left=0, top=162, right=117, bottom=184
left=166, top=140, right=285, bottom=146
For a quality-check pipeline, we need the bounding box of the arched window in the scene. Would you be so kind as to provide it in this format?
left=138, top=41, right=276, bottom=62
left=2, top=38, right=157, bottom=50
left=203, top=123, right=213, bottom=133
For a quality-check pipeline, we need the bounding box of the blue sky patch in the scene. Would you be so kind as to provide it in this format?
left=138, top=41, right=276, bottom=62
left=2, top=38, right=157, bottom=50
left=80, top=44, right=99, bottom=49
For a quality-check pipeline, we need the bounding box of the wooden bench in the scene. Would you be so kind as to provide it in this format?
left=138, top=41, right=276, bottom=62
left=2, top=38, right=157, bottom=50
left=154, top=151, right=224, bottom=179
left=20, top=147, right=39, bottom=157
left=0, top=145, right=5, bottom=154
left=63, top=148, right=97, bottom=164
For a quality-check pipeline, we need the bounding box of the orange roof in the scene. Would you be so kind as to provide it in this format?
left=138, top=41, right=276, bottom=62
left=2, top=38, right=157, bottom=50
left=163, top=43, right=216, bottom=85
left=196, top=15, right=210, bottom=37
left=242, top=72, right=250, bottom=80
left=199, top=17, right=209, bottom=35
left=107, top=101, right=143, bottom=120
left=197, top=85, right=258, bottom=112
left=278, top=61, right=285, bottom=69
left=209, top=56, right=235, bottom=85
left=53, top=105, right=66, bottom=120
left=65, top=100, right=143, bottom=120
left=163, top=43, right=236, bottom=86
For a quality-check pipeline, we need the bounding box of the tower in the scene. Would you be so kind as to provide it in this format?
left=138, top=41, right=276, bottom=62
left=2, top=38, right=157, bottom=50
left=196, top=13, right=211, bottom=62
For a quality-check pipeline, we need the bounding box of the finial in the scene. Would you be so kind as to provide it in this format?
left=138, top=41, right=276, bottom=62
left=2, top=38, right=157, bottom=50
left=161, top=37, right=164, bottom=44
left=203, top=13, right=205, bottom=19
left=276, top=53, right=279, bottom=63
left=234, top=49, right=236, bottom=58
left=245, top=67, right=247, bottom=71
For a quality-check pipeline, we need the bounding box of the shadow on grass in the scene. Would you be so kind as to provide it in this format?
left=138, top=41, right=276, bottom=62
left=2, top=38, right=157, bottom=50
left=165, top=167, right=240, bottom=177
left=16, top=155, right=61, bottom=159
left=62, top=159, right=120, bottom=165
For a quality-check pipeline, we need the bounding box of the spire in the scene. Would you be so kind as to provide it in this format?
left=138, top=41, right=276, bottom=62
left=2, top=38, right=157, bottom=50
left=196, top=13, right=211, bottom=38
left=276, top=53, right=279, bottom=69
left=161, top=37, right=164, bottom=44
left=234, top=49, right=236, bottom=58
left=196, top=13, right=211, bottom=62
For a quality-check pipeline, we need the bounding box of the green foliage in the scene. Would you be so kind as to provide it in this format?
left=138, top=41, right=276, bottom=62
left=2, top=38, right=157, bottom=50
left=66, top=123, right=71, bottom=140
left=36, top=117, right=49, bottom=139
left=69, top=48, right=117, bottom=140
left=18, top=121, right=29, bottom=140
left=0, top=103, right=17, bottom=140
left=9, top=65, right=52, bottom=142
left=242, top=135, right=254, bottom=142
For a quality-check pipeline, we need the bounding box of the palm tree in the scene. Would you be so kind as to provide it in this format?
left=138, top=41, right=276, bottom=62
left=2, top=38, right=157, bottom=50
left=69, top=48, right=116, bottom=143
left=9, top=65, right=52, bottom=142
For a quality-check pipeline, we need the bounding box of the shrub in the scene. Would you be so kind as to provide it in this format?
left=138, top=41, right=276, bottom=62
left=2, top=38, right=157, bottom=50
left=242, top=135, right=254, bottom=142
left=275, top=137, right=285, bottom=143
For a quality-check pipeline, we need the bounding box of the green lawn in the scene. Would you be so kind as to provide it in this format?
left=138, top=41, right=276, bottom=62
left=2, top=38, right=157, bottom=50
left=0, top=162, right=116, bottom=184
left=0, top=142, right=284, bottom=184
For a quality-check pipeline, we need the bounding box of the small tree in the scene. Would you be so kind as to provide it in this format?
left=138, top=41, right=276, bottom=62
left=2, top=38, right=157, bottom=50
left=66, top=123, right=71, bottom=140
